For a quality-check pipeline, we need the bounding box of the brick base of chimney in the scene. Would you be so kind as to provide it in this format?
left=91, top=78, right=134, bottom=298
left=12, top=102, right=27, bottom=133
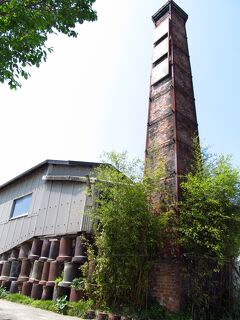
left=150, top=259, right=182, bottom=312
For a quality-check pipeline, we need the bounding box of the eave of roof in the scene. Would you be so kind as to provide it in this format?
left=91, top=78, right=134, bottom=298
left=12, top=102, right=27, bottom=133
left=0, top=159, right=103, bottom=191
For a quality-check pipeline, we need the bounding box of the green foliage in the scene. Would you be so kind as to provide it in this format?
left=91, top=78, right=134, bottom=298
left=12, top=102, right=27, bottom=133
left=71, top=277, right=84, bottom=290
left=135, top=303, right=166, bottom=320
left=165, top=313, right=192, bottom=320
left=180, top=147, right=240, bottom=263
left=5, top=293, right=32, bottom=304
left=31, top=299, right=55, bottom=312
left=1, top=291, right=193, bottom=320
left=67, top=299, right=94, bottom=317
left=179, top=144, right=240, bottom=318
left=54, top=295, right=68, bottom=314
left=2, top=292, right=93, bottom=317
left=119, top=303, right=190, bottom=320
left=54, top=276, right=63, bottom=286
left=83, top=151, right=173, bottom=311
left=0, top=286, right=8, bottom=298
left=0, top=0, right=97, bottom=88
left=5, top=293, right=55, bottom=312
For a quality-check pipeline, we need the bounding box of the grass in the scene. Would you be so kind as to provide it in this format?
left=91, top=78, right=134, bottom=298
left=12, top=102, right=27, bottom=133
left=0, top=286, right=190, bottom=319
left=5, top=293, right=55, bottom=312
left=5, top=293, right=32, bottom=305
left=31, top=299, right=56, bottom=312
left=0, top=291, right=236, bottom=320
left=0, top=291, right=192, bottom=320
left=67, top=300, right=94, bottom=317
left=0, top=292, right=93, bottom=318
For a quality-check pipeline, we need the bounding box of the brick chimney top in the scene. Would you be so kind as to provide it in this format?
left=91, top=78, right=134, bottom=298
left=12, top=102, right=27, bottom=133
left=152, top=0, right=188, bottom=23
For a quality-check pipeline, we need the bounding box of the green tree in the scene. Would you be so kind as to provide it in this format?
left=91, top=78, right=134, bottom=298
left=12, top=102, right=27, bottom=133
left=82, top=147, right=240, bottom=318
left=83, top=151, right=173, bottom=312
left=179, top=146, right=240, bottom=319
left=0, top=0, right=97, bottom=88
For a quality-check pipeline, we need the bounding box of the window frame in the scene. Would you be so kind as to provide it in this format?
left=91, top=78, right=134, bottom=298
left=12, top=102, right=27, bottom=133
left=10, top=193, right=32, bottom=220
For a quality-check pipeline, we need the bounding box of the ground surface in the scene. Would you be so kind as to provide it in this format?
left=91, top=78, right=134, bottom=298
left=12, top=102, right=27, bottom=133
left=0, top=300, right=80, bottom=320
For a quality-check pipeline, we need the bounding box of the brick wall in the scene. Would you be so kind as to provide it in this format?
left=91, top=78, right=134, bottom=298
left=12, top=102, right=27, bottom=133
left=145, top=1, right=198, bottom=312
left=150, top=259, right=182, bottom=312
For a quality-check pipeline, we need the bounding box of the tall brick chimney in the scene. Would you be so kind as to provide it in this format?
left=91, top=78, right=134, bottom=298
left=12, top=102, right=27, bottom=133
left=145, top=0, right=198, bottom=312
left=145, top=0, right=198, bottom=200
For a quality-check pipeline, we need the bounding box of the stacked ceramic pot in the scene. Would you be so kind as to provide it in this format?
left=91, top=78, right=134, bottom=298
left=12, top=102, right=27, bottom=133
left=0, top=234, right=87, bottom=302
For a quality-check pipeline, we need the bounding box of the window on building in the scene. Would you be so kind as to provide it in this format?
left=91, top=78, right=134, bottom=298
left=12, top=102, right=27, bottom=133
left=10, top=193, right=32, bottom=219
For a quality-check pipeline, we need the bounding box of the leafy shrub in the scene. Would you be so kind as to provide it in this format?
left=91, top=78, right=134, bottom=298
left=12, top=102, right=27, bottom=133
left=2, top=292, right=95, bottom=318
left=84, top=151, right=172, bottom=311
left=71, top=277, right=84, bottom=290
left=67, top=299, right=94, bottom=317
left=54, top=276, right=63, bottom=286
left=54, top=295, right=68, bottom=314
left=0, top=287, right=8, bottom=298
left=179, top=146, right=240, bottom=318
left=135, top=303, right=166, bottom=320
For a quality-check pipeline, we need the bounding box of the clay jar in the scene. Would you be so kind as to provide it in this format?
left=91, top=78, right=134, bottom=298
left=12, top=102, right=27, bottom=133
left=96, top=312, right=109, bottom=320
left=29, top=260, right=43, bottom=283
left=21, top=281, right=33, bottom=297
left=31, top=283, right=43, bottom=300
left=72, top=236, right=87, bottom=264
left=39, top=261, right=50, bottom=285
left=69, top=288, right=84, bottom=302
left=46, top=261, right=61, bottom=287
left=28, top=238, right=43, bottom=260
left=47, top=240, right=60, bottom=261
left=39, top=239, right=51, bottom=261
left=18, top=259, right=31, bottom=282
left=19, top=243, right=31, bottom=260
left=85, top=310, right=96, bottom=319
left=0, top=261, right=11, bottom=281
left=52, top=286, right=70, bottom=301
left=41, top=286, right=54, bottom=300
left=59, top=262, right=78, bottom=288
left=0, top=253, right=9, bottom=264
left=9, top=281, right=20, bottom=293
left=8, top=260, right=21, bottom=281
left=1, top=280, right=11, bottom=290
left=57, top=237, right=73, bottom=262
left=109, top=315, right=121, bottom=320
left=9, top=248, right=19, bottom=261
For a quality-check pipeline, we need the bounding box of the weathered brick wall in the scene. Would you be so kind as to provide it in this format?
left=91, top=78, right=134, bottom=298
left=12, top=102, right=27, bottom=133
left=145, top=1, right=198, bottom=312
left=172, top=10, right=198, bottom=176
left=150, top=260, right=182, bottom=312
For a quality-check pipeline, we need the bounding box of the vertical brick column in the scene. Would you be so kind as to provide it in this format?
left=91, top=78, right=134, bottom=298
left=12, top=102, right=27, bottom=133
left=150, top=259, right=182, bottom=311
left=145, top=0, right=198, bottom=197
left=145, top=0, right=198, bottom=312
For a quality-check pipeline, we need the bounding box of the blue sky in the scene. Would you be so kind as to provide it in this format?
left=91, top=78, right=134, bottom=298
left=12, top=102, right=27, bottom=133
left=0, top=0, right=239, bottom=184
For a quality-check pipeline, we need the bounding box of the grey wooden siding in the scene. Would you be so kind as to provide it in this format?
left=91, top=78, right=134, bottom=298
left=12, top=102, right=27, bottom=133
left=0, top=164, right=94, bottom=254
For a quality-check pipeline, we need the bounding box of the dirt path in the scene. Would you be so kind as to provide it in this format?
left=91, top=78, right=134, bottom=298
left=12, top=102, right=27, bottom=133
left=0, top=300, right=80, bottom=320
